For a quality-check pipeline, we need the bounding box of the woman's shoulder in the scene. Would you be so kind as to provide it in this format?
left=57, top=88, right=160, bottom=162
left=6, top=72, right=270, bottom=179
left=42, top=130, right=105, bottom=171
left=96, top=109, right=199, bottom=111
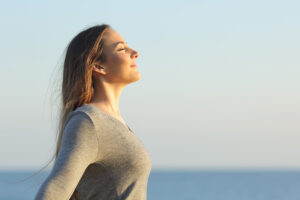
left=73, top=104, right=99, bottom=118
left=65, top=104, right=103, bottom=130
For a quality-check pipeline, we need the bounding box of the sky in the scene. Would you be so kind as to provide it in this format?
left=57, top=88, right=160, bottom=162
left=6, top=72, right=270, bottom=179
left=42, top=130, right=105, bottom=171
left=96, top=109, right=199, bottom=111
left=0, top=0, right=299, bottom=171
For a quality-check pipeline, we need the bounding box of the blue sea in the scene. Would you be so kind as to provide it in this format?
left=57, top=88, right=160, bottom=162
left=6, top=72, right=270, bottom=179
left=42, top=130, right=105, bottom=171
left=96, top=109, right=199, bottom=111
left=1, top=169, right=300, bottom=200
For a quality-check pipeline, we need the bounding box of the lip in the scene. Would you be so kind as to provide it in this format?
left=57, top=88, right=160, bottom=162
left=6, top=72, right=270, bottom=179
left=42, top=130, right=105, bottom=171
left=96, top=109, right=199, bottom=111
left=130, top=64, right=137, bottom=67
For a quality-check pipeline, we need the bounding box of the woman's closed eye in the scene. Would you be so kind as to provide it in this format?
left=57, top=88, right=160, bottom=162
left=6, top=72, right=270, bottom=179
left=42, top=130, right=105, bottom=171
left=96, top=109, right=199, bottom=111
left=118, top=46, right=130, bottom=51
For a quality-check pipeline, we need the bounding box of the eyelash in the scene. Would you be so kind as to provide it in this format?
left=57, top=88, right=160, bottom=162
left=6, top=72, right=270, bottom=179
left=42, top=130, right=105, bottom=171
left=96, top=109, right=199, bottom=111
left=119, top=47, right=129, bottom=51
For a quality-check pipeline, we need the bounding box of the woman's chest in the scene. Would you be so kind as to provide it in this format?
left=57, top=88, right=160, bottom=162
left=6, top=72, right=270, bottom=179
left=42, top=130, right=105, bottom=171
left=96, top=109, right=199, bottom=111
left=95, top=123, right=152, bottom=172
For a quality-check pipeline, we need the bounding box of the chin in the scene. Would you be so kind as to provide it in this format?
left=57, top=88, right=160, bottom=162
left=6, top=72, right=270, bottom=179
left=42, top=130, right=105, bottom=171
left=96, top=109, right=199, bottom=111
left=129, top=73, right=141, bottom=83
left=132, top=74, right=141, bottom=82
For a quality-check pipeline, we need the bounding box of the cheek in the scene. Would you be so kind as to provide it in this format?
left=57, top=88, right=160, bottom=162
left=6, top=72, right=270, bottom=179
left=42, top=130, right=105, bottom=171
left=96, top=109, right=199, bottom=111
left=117, top=54, right=130, bottom=64
left=108, top=54, right=131, bottom=75
left=111, top=54, right=130, bottom=69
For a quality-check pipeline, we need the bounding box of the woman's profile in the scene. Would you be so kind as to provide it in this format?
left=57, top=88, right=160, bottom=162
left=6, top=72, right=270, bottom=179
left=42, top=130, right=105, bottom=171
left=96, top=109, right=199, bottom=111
left=34, top=24, right=152, bottom=200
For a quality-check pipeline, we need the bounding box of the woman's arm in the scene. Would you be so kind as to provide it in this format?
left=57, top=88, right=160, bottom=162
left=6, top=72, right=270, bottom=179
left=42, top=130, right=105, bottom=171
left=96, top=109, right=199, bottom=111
left=34, top=111, right=99, bottom=200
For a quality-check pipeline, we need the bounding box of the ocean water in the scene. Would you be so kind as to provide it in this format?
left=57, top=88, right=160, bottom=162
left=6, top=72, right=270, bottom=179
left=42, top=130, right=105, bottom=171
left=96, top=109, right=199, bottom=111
left=1, top=169, right=300, bottom=200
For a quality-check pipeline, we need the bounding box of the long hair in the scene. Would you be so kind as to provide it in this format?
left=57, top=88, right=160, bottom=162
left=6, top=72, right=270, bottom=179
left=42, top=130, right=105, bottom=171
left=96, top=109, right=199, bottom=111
left=14, top=24, right=111, bottom=200
left=58, top=23, right=111, bottom=200
left=57, top=23, right=110, bottom=159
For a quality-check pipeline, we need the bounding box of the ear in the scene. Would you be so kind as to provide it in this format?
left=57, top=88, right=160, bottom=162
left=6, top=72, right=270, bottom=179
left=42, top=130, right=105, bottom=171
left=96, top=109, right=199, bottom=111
left=93, top=64, right=106, bottom=75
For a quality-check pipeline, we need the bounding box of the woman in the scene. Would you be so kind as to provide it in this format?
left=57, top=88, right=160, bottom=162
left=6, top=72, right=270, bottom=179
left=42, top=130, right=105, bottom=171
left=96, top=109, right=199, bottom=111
left=34, top=24, right=152, bottom=200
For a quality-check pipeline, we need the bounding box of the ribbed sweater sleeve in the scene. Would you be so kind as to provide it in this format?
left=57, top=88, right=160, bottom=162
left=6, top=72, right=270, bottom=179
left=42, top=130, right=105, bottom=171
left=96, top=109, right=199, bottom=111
left=34, top=111, right=99, bottom=200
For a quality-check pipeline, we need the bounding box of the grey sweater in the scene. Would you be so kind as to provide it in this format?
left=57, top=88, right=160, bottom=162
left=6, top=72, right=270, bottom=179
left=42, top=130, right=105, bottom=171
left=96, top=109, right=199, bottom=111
left=34, top=104, right=152, bottom=200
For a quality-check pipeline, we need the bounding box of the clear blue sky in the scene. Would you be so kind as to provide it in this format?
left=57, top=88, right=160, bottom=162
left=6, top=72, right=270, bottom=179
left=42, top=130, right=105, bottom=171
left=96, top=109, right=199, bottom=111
left=0, top=0, right=299, bottom=170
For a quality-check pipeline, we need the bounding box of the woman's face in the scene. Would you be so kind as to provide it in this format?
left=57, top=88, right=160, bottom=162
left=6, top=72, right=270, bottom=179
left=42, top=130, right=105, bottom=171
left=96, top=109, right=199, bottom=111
left=96, top=28, right=140, bottom=84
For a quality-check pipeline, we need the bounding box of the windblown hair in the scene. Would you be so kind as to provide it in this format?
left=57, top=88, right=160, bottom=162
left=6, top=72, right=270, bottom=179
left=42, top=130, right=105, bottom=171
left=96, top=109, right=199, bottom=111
left=57, top=23, right=111, bottom=200
left=57, top=24, right=110, bottom=159
left=16, top=24, right=111, bottom=200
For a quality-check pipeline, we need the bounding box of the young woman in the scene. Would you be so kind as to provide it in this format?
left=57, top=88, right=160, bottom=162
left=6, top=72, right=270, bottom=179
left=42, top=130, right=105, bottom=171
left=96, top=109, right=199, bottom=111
left=34, top=24, right=152, bottom=200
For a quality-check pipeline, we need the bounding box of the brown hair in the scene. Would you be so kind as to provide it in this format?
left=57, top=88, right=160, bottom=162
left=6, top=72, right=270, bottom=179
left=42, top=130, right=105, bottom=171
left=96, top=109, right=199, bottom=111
left=14, top=24, right=111, bottom=199
left=57, top=24, right=111, bottom=199
left=57, top=23, right=110, bottom=158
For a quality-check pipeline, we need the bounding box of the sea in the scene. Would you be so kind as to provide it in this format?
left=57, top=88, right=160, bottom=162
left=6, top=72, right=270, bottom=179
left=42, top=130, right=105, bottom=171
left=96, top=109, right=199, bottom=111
left=1, top=169, right=300, bottom=200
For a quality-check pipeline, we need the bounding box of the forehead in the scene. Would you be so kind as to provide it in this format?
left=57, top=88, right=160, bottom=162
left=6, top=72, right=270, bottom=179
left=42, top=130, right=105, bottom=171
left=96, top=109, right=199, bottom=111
left=103, top=29, right=126, bottom=48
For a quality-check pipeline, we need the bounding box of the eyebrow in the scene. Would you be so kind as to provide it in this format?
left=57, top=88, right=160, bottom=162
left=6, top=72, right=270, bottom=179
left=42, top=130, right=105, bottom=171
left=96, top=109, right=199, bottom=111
left=114, top=41, right=127, bottom=48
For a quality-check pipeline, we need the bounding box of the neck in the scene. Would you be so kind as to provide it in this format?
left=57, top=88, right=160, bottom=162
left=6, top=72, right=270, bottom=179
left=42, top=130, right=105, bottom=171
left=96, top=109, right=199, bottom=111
left=90, top=81, right=125, bottom=116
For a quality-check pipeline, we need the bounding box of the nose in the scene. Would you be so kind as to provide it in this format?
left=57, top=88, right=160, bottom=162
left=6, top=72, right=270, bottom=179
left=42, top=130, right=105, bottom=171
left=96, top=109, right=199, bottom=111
left=131, top=49, right=139, bottom=59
